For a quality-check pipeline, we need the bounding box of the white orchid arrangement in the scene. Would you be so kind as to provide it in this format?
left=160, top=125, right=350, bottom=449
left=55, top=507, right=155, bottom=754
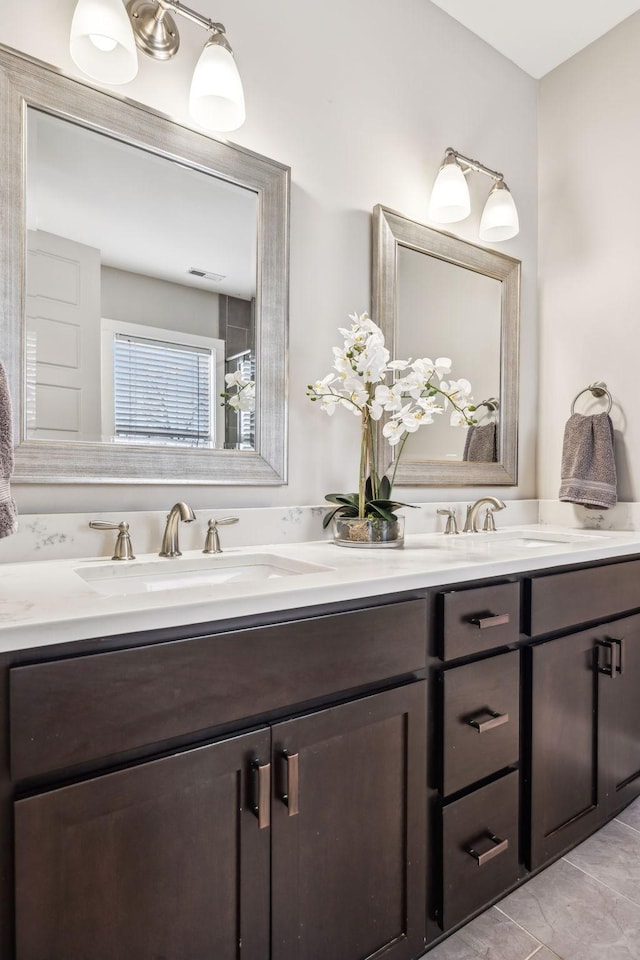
left=307, top=312, right=476, bottom=526
left=221, top=370, right=255, bottom=412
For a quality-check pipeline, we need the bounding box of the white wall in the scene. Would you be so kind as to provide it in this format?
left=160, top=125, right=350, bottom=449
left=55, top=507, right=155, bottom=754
left=397, top=247, right=502, bottom=462
left=538, top=12, right=640, bottom=502
left=2, top=0, right=538, bottom=514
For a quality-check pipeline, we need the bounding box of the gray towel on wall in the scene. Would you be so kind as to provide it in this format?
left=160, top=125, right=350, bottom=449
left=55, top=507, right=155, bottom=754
left=0, top=361, right=18, bottom=538
left=463, top=422, right=498, bottom=463
left=559, top=412, right=617, bottom=509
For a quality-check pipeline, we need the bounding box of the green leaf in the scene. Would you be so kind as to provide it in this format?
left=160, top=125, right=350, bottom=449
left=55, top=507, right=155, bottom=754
left=324, top=493, right=359, bottom=507
left=378, top=475, right=391, bottom=501
left=367, top=503, right=398, bottom=522
left=322, top=505, right=352, bottom=528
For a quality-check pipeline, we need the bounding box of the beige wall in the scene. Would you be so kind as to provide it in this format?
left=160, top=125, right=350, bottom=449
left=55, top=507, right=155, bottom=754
left=3, top=0, right=538, bottom=514
left=538, top=12, right=640, bottom=502
left=101, top=267, right=219, bottom=338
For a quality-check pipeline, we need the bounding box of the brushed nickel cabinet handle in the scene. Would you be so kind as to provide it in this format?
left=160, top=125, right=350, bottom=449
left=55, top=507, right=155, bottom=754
left=281, top=751, right=299, bottom=817
left=596, top=639, right=616, bottom=678
left=469, top=613, right=510, bottom=629
left=613, top=637, right=625, bottom=676
left=597, top=637, right=625, bottom=678
left=467, top=833, right=509, bottom=866
left=468, top=710, right=510, bottom=734
left=250, top=761, right=271, bottom=830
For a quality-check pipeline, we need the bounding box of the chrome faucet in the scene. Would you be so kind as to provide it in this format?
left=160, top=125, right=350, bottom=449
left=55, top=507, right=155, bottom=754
left=159, top=501, right=196, bottom=557
left=462, top=497, right=506, bottom=533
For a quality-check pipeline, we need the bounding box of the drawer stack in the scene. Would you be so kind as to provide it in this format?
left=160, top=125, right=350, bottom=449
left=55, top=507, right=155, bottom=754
left=436, top=581, right=521, bottom=930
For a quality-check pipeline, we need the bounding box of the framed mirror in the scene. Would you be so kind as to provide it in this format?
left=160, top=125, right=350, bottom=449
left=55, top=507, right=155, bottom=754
left=372, top=205, right=520, bottom=486
left=0, top=45, right=289, bottom=485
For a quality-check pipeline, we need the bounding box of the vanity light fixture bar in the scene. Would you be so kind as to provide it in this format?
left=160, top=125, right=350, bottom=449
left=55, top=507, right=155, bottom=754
left=428, top=146, right=519, bottom=243
left=443, top=148, right=505, bottom=183
left=70, top=0, right=245, bottom=131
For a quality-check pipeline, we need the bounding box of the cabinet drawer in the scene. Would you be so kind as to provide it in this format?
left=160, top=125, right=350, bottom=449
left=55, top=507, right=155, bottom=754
left=441, top=770, right=520, bottom=931
left=439, top=581, right=520, bottom=660
left=10, top=599, right=427, bottom=781
left=526, top=558, right=640, bottom=637
left=441, top=650, right=520, bottom=796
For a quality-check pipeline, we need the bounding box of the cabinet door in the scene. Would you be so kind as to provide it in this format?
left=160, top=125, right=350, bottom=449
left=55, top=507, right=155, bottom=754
left=528, top=628, right=602, bottom=869
left=15, top=729, right=271, bottom=960
left=599, top=613, right=640, bottom=812
left=271, top=682, right=427, bottom=960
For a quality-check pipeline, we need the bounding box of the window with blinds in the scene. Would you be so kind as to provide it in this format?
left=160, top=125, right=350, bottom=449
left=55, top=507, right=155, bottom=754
left=113, top=333, right=213, bottom=445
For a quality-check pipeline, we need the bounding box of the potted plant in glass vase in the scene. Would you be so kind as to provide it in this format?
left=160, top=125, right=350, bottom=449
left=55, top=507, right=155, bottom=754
left=307, top=312, right=476, bottom=547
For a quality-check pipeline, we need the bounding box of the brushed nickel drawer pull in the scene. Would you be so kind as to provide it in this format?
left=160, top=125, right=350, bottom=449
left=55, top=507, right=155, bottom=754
left=281, top=751, right=299, bottom=817
left=468, top=710, right=509, bottom=734
left=469, top=613, right=510, bottom=629
left=467, top=833, right=509, bottom=866
left=250, top=761, right=271, bottom=830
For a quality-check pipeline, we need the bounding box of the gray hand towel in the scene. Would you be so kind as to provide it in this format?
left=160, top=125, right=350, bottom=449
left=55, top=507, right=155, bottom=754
left=463, top=422, right=497, bottom=463
left=0, top=361, right=18, bottom=538
left=559, top=412, right=617, bottom=509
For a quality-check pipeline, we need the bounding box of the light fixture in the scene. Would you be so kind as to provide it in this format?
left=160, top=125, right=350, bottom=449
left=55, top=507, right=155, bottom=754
left=70, top=0, right=138, bottom=84
left=427, top=152, right=470, bottom=224
left=428, top=148, right=519, bottom=242
left=69, top=0, right=246, bottom=132
left=479, top=179, right=519, bottom=242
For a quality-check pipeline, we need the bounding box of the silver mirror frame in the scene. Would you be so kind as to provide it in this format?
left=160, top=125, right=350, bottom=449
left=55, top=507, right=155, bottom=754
left=372, top=204, right=520, bottom=486
left=0, top=45, right=289, bottom=485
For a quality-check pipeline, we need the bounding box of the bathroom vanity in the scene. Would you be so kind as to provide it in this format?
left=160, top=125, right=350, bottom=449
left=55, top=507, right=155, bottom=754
left=1, top=529, right=640, bottom=959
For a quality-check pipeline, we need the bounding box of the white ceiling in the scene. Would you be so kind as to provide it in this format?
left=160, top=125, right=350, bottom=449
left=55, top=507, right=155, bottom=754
left=429, top=0, right=640, bottom=78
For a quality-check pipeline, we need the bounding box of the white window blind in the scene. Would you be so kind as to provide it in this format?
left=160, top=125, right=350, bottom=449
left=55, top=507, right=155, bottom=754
left=113, top=333, right=212, bottom=444
left=238, top=353, right=256, bottom=449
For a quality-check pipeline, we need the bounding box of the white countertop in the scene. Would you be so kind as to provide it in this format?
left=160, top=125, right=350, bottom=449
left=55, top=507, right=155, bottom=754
left=2, top=524, right=640, bottom=653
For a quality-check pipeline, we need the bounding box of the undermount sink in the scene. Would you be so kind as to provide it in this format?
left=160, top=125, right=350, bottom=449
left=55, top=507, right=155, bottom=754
left=75, top=553, right=332, bottom=597
left=445, top=529, right=610, bottom=550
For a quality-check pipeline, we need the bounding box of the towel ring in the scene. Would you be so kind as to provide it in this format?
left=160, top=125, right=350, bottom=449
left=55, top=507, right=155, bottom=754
left=571, top=381, right=613, bottom=415
left=476, top=397, right=500, bottom=412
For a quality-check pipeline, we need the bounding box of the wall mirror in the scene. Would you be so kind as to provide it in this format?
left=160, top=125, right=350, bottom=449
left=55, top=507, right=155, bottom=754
left=0, top=45, right=289, bottom=484
left=373, top=205, right=520, bottom=486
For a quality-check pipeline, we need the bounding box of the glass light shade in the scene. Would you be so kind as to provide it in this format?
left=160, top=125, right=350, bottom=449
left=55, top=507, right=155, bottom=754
left=479, top=181, right=519, bottom=242
left=428, top=159, right=471, bottom=223
left=189, top=39, right=246, bottom=132
left=69, top=0, right=138, bottom=84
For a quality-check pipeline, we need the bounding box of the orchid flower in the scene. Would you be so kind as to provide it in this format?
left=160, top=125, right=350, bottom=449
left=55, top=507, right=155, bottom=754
left=307, top=312, right=475, bottom=521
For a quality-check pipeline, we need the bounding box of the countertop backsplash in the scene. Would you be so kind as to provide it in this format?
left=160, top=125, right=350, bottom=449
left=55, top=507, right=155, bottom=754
left=0, top=500, right=540, bottom=564
left=538, top=499, right=640, bottom=531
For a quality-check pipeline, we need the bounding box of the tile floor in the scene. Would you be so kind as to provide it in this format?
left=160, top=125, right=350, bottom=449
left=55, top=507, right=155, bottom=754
left=423, top=796, right=640, bottom=960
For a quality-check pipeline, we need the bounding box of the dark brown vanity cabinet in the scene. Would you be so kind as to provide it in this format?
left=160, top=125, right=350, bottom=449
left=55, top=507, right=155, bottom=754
left=271, top=682, right=427, bottom=960
left=8, top=601, right=428, bottom=960
left=15, top=729, right=272, bottom=960
left=7, top=555, right=640, bottom=960
left=528, top=611, right=640, bottom=870
left=434, top=583, right=522, bottom=933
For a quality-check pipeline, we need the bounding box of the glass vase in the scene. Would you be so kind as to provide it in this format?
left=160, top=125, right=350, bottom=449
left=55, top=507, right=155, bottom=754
left=332, top=516, right=405, bottom=549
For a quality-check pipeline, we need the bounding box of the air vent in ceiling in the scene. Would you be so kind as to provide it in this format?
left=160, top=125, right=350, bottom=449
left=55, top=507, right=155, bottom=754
left=188, top=268, right=226, bottom=282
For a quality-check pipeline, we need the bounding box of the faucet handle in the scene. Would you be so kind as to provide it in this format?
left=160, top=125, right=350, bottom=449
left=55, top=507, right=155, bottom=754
left=89, top=520, right=135, bottom=560
left=483, top=507, right=497, bottom=532
left=437, top=508, right=459, bottom=535
left=203, top=516, right=239, bottom=555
